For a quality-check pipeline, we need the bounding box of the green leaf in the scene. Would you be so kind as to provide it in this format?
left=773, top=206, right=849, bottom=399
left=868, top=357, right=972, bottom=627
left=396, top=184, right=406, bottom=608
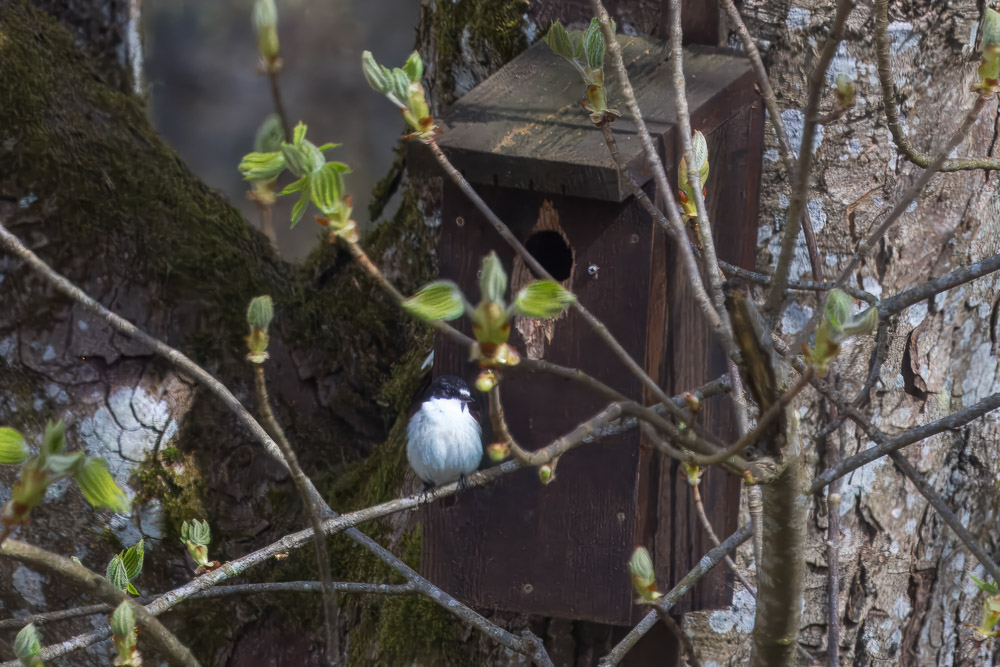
left=75, top=457, right=130, bottom=514
left=42, top=420, right=65, bottom=456
left=126, top=582, right=139, bottom=596
left=110, top=601, right=137, bottom=639
left=543, top=21, right=575, bottom=60
left=253, top=114, right=285, bottom=153
left=389, top=69, right=412, bottom=107
left=823, top=289, right=852, bottom=331
left=326, top=161, right=352, bottom=174
left=0, top=427, right=28, bottom=464
left=281, top=177, right=308, bottom=195
left=402, top=51, right=424, bottom=83
left=14, top=623, right=41, bottom=666
left=238, top=151, right=286, bottom=182
left=181, top=519, right=212, bottom=546
left=121, top=539, right=144, bottom=581
left=402, top=281, right=466, bottom=322
left=292, top=121, right=307, bottom=146
left=362, top=50, right=390, bottom=93
left=281, top=143, right=314, bottom=178
left=246, top=296, right=274, bottom=331
left=514, top=280, right=576, bottom=318
left=44, top=451, right=85, bottom=475
left=318, top=142, right=342, bottom=152
left=842, top=306, right=878, bottom=338
left=691, top=129, right=710, bottom=183
left=983, top=8, right=1000, bottom=50
left=583, top=18, right=606, bottom=71
left=479, top=252, right=508, bottom=304
left=290, top=188, right=311, bottom=229
left=106, top=555, right=130, bottom=591
left=971, top=574, right=1000, bottom=595
left=252, top=0, right=277, bottom=32
left=311, top=161, right=345, bottom=215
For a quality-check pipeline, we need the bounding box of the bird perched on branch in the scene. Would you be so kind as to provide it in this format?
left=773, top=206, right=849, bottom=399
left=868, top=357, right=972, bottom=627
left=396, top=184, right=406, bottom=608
left=407, top=375, right=483, bottom=489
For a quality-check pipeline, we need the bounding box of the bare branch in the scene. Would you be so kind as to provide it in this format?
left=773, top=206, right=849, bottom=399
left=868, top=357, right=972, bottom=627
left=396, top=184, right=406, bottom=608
left=766, top=0, right=854, bottom=314
left=0, top=539, right=199, bottom=667
left=659, top=613, right=702, bottom=667
left=253, top=366, right=339, bottom=664
left=810, top=391, right=1000, bottom=492
left=425, top=139, right=693, bottom=426
left=598, top=523, right=753, bottom=666
left=720, top=261, right=877, bottom=304
left=0, top=582, right=417, bottom=632
left=874, top=0, right=1000, bottom=171
left=889, top=450, right=1000, bottom=584
left=878, top=253, right=1000, bottom=317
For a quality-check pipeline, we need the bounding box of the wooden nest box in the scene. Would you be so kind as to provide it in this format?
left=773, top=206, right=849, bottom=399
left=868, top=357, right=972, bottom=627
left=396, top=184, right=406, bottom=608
left=409, top=34, right=763, bottom=627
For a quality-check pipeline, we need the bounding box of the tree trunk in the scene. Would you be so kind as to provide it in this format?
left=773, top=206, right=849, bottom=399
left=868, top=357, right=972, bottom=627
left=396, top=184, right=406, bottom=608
left=3, top=0, right=1000, bottom=665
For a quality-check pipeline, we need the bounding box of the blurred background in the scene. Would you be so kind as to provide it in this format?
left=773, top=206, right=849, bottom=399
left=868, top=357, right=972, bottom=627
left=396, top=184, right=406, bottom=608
left=143, top=0, right=421, bottom=259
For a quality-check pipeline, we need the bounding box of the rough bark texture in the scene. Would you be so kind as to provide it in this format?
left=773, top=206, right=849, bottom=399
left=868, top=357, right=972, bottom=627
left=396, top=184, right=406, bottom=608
left=3, top=0, right=1000, bottom=665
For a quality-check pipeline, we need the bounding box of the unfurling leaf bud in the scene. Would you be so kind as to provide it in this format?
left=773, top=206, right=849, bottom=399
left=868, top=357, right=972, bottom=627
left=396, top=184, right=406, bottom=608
left=76, top=457, right=130, bottom=514
left=834, top=74, right=856, bottom=109
left=252, top=0, right=280, bottom=62
left=14, top=623, right=42, bottom=667
left=42, top=420, right=66, bottom=456
left=479, top=252, right=508, bottom=305
left=111, top=601, right=139, bottom=666
left=538, top=464, right=554, bottom=485
left=246, top=295, right=274, bottom=332
left=362, top=51, right=390, bottom=94
left=110, top=601, right=136, bottom=639
left=0, top=427, right=28, bottom=464
left=543, top=21, right=576, bottom=61
left=182, top=519, right=213, bottom=569
left=514, top=281, right=576, bottom=318
left=403, top=281, right=466, bottom=322
left=681, top=462, right=703, bottom=486
left=475, top=370, right=498, bottom=393
left=682, top=392, right=701, bottom=414
left=629, top=547, right=663, bottom=604
left=472, top=301, right=510, bottom=346
left=402, top=51, right=424, bottom=83
left=487, top=442, right=510, bottom=462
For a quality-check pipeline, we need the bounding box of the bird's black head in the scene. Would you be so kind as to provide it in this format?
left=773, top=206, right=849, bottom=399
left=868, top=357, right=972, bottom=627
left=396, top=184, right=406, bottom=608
left=425, top=375, right=474, bottom=403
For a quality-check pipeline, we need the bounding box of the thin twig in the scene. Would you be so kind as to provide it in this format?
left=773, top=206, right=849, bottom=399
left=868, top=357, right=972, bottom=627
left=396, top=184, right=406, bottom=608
left=889, top=450, right=1000, bottom=584
left=834, top=96, right=989, bottom=290
left=878, top=253, right=1000, bottom=317
left=0, top=220, right=328, bottom=512
left=809, top=391, right=1000, bottom=492
left=598, top=523, right=753, bottom=666
left=254, top=366, right=339, bottom=665
left=874, top=0, right=1000, bottom=172
left=694, top=368, right=813, bottom=465
left=0, top=540, right=199, bottom=667
left=267, top=69, right=292, bottom=142
left=824, top=425, right=843, bottom=667
left=590, top=4, right=731, bottom=351
left=692, top=484, right=755, bottom=593
left=0, top=219, right=553, bottom=666
left=659, top=613, right=702, bottom=667
left=766, top=0, right=854, bottom=314
left=426, top=139, right=693, bottom=426
left=718, top=0, right=823, bottom=282
left=665, top=0, right=735, bottom=343
left=0, top=582, right=417, bottom=632
left=599, top=122, right=724, bottom=334
left=720, top=261, right=876, bottom=304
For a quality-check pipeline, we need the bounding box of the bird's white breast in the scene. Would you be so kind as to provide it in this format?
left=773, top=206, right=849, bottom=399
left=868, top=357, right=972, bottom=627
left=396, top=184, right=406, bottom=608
left=407, top=397, right=483, bottom=486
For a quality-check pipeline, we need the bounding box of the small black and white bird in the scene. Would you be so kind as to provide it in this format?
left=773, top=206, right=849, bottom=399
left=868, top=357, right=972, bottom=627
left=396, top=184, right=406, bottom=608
left=406, top=375, right=483, bottom=488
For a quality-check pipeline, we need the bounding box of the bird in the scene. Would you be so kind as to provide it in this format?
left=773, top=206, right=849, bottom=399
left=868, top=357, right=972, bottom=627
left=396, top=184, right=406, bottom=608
left=406, top=375, right=483, bottom=489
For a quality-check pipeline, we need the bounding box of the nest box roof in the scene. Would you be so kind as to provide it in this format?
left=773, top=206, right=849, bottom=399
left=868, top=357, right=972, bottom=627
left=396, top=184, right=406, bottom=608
left=431, top=36, right=754, bottom=203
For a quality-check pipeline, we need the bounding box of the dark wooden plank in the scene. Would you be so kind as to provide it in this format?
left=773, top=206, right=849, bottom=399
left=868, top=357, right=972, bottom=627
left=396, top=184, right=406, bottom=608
left=424, top=184, right=656, bottom=625
left=656, top=92, right=763, bottom=615
left=410, top=38, right=755, bottom=202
